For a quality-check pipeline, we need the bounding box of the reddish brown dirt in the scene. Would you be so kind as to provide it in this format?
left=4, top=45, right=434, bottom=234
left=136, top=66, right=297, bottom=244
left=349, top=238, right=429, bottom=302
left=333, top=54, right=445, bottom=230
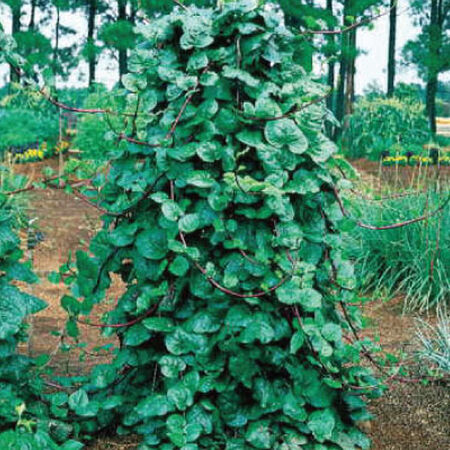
left=362, top=297, right=450, bottom=450
left=15, top=158, right=121, bottom=373
left=11, top=158, right=450, bottom=449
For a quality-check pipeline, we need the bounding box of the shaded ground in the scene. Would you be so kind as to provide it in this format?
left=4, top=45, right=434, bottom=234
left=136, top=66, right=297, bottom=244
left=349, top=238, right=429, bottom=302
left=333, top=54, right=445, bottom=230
left=12, top=158, right=450, bottom=449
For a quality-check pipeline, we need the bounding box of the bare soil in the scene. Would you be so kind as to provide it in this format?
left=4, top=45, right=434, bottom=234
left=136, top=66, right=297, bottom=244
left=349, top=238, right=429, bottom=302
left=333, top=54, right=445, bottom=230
left=12, top=159, right=450, bottom=449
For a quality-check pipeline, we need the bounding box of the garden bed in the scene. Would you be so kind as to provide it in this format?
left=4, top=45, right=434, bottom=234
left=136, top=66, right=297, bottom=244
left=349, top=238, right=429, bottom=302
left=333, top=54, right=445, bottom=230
left=11, top=158, right=449, bottom=449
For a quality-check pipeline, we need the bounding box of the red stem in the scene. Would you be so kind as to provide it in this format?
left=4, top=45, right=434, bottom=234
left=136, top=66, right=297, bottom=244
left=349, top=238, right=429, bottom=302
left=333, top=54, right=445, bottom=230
left=333, top=186, right=449, bottom=231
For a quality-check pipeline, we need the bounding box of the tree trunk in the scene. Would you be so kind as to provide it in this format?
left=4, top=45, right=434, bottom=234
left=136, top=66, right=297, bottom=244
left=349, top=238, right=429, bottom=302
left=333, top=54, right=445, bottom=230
left=29, top=0, right=37, bottom=30
left=387, top=0, right=397, bottom=97
left=345, top=28, right=357, bottom=117
left=326, top=0, right=335, bottom=112
left=427, top=0, right=441, bottom=134
left=334, top=0, right=351, bottom=139
left=87, top=0, right=97, bottom=87
left=53, top=5, right=60, bottom=68
left=10, top=2, right=22, bottom=83
left=118, top=0, right=128, bottom=83
left=130, top=2, right=138, bottom=24
left=426, top=76, right=438, bottom=134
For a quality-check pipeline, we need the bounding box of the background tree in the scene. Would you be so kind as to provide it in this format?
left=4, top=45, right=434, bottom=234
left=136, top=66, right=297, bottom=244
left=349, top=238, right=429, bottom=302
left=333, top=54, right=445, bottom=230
left=75, top=0, right=107, bottom=87
left=335, top=0, right=386, bottom=138
left=1, top=0, right=24, bottom=82
left=404, top=0, right=450, bottom=133
left=387, top=0, right=397, bottom=96
left=99, top=0, right=137, bottom=83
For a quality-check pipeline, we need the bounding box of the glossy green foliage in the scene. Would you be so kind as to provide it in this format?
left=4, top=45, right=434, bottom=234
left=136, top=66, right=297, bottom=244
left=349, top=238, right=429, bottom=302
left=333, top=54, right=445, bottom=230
left=55, top=2, right=380, bottom=447
left=0, top=2, right=381, bottom=448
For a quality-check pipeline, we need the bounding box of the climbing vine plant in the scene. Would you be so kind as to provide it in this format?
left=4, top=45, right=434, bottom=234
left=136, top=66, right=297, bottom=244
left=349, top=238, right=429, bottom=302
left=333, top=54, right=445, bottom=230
left=1, top=1, right=382, bottom=448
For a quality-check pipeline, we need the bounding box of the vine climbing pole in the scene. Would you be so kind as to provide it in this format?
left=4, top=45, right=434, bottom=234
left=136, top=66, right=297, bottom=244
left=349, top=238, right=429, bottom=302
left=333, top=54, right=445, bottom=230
left=58, top=3, right=381, bottom=448
left=0, top=1, right=383, bottom=448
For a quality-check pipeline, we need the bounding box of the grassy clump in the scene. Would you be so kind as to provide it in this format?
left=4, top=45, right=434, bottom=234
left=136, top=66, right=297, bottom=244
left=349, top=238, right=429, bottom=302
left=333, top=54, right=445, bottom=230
left=344, top=191, right=449, bottom=311
left=416, top=310, right=450, bottom=374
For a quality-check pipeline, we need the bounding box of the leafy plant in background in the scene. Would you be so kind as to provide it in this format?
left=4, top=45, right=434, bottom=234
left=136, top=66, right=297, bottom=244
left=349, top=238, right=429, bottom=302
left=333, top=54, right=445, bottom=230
left=73, top=86, right=126, bottom=161
left=1, top=2, right=383, bottom=448
left=0, top=108, right=59, bottom=154
left=342, top=95, right=431, bottom=161
left=345, top=192, right=449, bottom=311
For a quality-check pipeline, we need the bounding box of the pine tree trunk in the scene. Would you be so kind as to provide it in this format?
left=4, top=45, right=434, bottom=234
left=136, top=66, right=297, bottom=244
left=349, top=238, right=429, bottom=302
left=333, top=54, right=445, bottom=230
left=387, top=0, right=397, bottom=97
left=53, top=6, right=61, bottom=70
left=326, top=0, right=335, bottom=112
left=334, top=0, right=351, bottom=138
left=118, top=0, right=128, bottom=83
left=29, top=0, right=37, bottom=30
left=426, top=76, right=438, bottom=134
left=345, top=28, right=357, bottom=117
left=426, top=0, right=441, bottom=134
left=87, top=0, right=97, bottom=88
left=10, top=2, right=22, bottom=83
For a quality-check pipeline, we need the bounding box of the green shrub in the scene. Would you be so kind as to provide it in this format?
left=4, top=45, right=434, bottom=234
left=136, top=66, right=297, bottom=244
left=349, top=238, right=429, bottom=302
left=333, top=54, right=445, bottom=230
left=73, top=86, right=125, bottom=161
left=342, top=96, right=431, bottom=161
left=0, top=108, right=59, bottom=153
left=344, top=192, right=449, bottom=311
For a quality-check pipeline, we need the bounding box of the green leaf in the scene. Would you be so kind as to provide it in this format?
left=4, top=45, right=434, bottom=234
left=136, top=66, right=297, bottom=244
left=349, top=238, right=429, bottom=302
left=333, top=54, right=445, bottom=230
left=309, top=134, right=337, bottom=163
left=254, top=96, right=282, bottom=119
left=0, top=283, right=46, bottom=339
left=61, top=440, right=84, bottom=450
left=136, top=229, right=168, bottom=260
left=165, top=329, right=208, bottom=355
left=245, top=421, right=275, bottom=449
left=186, top=311, right=221, bottom=334
left=159, top=355, right=187, bottom=378
left=68, top=389, right=89, bottom=411
left=124, top=324, right=152, bottom=346
left=321, top=323, right=342, bottom=343
left=166, top=414, right=202, bottom=446
left=265, top=119, right=308, bottom=154
left=162, top=201, right=183, bottom=221
left=109, top=222, right=138, bottom=247
left=185, top=171, right=215, bottom=188
left=180, top=11, right=214, bottom=50
left=307, top=409, right=335, bottom=443
left=179, top=214, right=201, bottom=233
left=290, top=331, right=304, bottom=354
left=60, top=296, right=80, bottom=316
left=169, top=255, right=190, bottom=276
left=222, top=66, right=259, bottom=87
left=277, top=281, right=322, bottom=309
left=143, top=317, right=175, bottom=333
left=283, top=392, right=307, bottom=421
left=135, top=394, right=173, bottom=418
left=187, top=52, right=209, bottom=71
left=285, top=169, right=322, bottom=195
left=298, top=288, right=322, bottom=309
left=168, top=384, right=194, bottom=411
